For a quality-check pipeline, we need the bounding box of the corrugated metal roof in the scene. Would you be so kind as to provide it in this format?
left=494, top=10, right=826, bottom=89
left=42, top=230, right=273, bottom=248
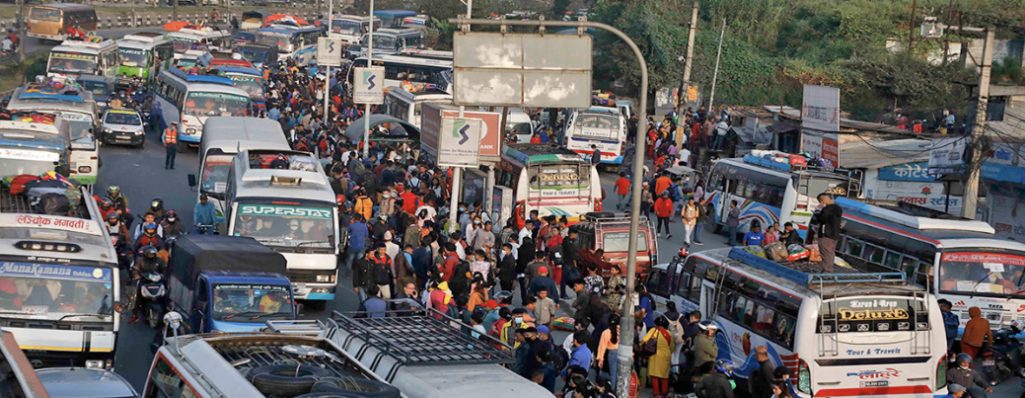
left=840, top=138, right=934, bottom=169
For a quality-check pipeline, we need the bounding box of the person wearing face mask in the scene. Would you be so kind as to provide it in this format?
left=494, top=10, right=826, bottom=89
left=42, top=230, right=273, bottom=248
left=105, top=212, right=130, bottom=240
left=946, top=353, right=991, bottom=398
left=161, top=210, right=185, bottom=237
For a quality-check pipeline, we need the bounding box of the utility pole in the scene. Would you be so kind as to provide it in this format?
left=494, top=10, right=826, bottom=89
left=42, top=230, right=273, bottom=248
left=448, top=0, right=471, bottom=235
left=16, top=0, right=25, bottom=62
left=962, top=28, right=994, bottom=219
left=908, top=0, right=917, bottom=55
left=672, top=0, right=697, bottom=146
left=362, top=0, right=374, bottom=159
left=173, top=0, right=178, bottom=21
left=323, top=0, right=332, bottom=124
left=707, top=18, right=725, bottom=113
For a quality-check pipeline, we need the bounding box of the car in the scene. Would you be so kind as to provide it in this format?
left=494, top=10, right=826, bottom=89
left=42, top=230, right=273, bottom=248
left=75, top=75, right=114, bottom=110
left=37, top=367, right=137, bottom=398
left=99, top=108, right=146, bottom=148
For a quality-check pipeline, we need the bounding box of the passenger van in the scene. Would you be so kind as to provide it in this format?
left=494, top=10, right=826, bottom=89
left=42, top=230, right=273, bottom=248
left=646, top=248, right=948, bottom=398
left=570, top=212, right=657, bottom=278
left=46, top=39, right=119, bottom=79
left=192, top=117, right=291, bottom=222
left=27, top=4, right=97, bottom=42
left=167, top=26, right=230, bottom=55
left=346, top=28, right=424, bottom=59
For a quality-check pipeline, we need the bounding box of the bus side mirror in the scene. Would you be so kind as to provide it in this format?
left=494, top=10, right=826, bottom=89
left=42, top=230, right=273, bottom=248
left=187, top=173, right=197, bottom=188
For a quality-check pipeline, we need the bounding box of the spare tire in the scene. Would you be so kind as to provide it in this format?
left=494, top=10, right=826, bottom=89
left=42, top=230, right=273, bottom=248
left=311, top=377, right=401, bottom=398
left=246, top=364, right=334, bottom=397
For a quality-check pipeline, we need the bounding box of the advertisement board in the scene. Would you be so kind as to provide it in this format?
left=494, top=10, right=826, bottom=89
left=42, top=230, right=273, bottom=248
left=989, top=188, right=1025, bottom=241
left=927, top=136, right=968, bottom=175
left=437, top=117, right=482, bottom=168
left=421, top=103, right=501, bottom=163
left=352, top=67, right=384, bottom=105
left=801, top=129, right=839, bottom=168
left=801, top=85, right=840, bottom=167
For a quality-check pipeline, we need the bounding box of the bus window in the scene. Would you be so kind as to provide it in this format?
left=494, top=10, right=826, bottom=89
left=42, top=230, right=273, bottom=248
left=645, top=269, right=666, bottom=297
left=30, top=7, right=60, bottom=22
left=842, top=237, right=863, bottom=258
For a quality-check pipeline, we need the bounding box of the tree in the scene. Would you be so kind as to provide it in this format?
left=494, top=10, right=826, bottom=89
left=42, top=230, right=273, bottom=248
left=552, top=0, right=571, bottom=19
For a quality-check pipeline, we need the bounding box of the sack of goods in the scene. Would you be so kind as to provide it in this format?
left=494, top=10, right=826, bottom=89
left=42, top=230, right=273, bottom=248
left=552, top=316, right=575, bottom=332
left=786, top=244, right=810, bottom=262
left=805, top=243, right=822, bottom=263
left=765, top=242, right=788, bottom=261
left=742, top=245, right=766, bottom=259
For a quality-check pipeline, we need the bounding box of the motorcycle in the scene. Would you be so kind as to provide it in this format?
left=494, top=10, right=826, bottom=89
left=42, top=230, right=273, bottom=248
left=110, top=235, right=134, bottom=284
left=991, top=323, right=1025, bottom=377
left=137, top=270, right=167, bottom=329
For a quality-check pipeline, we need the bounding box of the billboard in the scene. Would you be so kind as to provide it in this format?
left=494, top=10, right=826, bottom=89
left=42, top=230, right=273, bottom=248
left=453, top=32, right=592, bottom=108
left=421, top=103, right=501, bottom=163
left=927, top=136, right=968, bottom=175
left=437, top=118, right=482, bottom=168
left=801, top=85, right=841, bottom=167
left=352, top=67, right=384, bottom=104
left=801, top=129, right=839, bottom=168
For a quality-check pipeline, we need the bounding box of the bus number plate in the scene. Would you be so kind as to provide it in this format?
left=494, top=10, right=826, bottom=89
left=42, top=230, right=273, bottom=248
left=861, top=381, right=888, bottom=387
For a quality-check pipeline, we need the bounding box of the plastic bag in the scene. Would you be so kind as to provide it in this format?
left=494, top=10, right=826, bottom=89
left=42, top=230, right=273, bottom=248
left=787, top=244, right=809, bottom=262
left=765, top=242, right=788, bottom=261
left=805, top=244, right=822, bottom=263
left=743, top=245, right=767, bottom=258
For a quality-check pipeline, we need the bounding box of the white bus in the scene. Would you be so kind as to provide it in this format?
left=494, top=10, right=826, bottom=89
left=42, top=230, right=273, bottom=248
left=193, top=117, right=291, bottom=223
left=704, top=151, right=859, bottom=238
left=0, top=120, right=68, bottom=181
left=0, top=184, right=120, bottom=369
left=383, top=86, right=451, bottom=129
left=46, top=39, right=118, bottom=80
left=495, top=144, right=601, bottom=226
left=153, top=68, right=252, bottom=146
left=351, top=54, right=452, bottom=93
left=224, top=150, right=339, bottom=302
left=564, top=106, right=627, bottom=166
left=646, top=247, right=948, bottom=398
left=166, top=26, right=230, bottom=54
left=6, top=84, right=99, bottom=186
left=255, top=24, right=320, bottom=66
left=835, top=197, right=1025, bottom=333
left=325, top=15, right=379, bottom=44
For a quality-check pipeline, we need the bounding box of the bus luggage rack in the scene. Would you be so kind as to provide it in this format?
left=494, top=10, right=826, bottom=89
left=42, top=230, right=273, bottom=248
left=206, top=335, right=368, bottom=380
left=0, top=185, right=89, bottom=218
left=329, top=309, right=514, bottom=366
left=727, top=248, right=907, bottom=288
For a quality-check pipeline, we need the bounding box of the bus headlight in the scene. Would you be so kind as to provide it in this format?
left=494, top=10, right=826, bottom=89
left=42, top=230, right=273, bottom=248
left=315, top=274, right=334, bottom=283
left=797, top=359, right=811, bottom=394
left=78, top=166, right=92, bottom=173
left=85, top=359, right=104, bottom=369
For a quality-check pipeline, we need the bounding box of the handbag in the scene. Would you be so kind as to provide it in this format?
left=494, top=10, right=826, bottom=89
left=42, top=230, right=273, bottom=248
left=639, top=337, right=658, bottom=357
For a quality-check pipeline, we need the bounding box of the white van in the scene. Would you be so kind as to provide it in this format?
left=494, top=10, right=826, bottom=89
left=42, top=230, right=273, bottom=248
left=505, top=107, right=536, bottom=143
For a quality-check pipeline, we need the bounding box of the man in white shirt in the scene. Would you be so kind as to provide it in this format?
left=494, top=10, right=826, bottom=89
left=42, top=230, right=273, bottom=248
left=518, top=222, right=535, bottom=245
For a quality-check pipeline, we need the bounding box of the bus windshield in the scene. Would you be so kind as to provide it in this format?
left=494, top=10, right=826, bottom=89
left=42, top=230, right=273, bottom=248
left=184, top=92, right=250, bottom=117
left=30, top=7, right=61, bottom=22
left=939, top=251, right=1025, bottom=298
left=570, top=112, right=620, bottom=140
left=233, top=201, right=335, bottom=249
left=117, top=47, right=148, bottom=67
left=49, top=52, right=97, bottom=74
left=361, top=35, right=396, bottom=50
left=79, top=80, right=109, bottom=99
left=332, top=21, right=362, bottom=35
left=256, top=34, right=294, bottom=50
left=170, top=37, right=203, bottom=53
left=238, top=47, right=270, bottom=63
left=226, top=75, right=264, bottom=98
left=603, top=231, right=648, bottom=252
left=212, top=283, right=291, bottom=322
left=0, top=263, right=113, bottom=321
left=200, top=154, right=232, bottom=194
left=527, top=164, right=590, bottom=195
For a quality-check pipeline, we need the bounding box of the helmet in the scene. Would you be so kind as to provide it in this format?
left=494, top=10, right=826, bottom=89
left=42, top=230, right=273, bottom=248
left=956, top=353, right=972, bottom=365
left=1012, top=319, right=1025, bottom=334
left=150, top=198, right=163, bottom=209
left=165, top=210, right=178, bottom=221
left=106, top=212, right=119, bottom=222
left=106, top=185, right=121, bottom=197
left=99, top=199, right=112, bottom=209
left=142, top=246, right=158, bottom=259
left=698, top=320, right=718, bottom=331
left=144, top=222, right=157, bottom=232
left=715, top=359, right=735, bottom=376
left=493, top=290, right=513, bottom=304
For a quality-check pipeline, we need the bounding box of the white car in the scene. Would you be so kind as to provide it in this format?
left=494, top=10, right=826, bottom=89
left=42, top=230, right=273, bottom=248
left=37, top=367, right=138, bottom=398
left=100, top=108, right=146, bottom=148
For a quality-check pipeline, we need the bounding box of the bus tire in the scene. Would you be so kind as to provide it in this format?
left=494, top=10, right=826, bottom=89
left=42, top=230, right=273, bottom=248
left=312, top=377, right=401, bottom=398
left=246, top=364, right=333, bottom=396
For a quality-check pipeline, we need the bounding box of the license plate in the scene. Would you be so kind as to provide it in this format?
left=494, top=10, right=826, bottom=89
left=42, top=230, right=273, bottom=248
left=861, top=380, right=889, bottom=387
left=983, top=359, right=995, bottom=366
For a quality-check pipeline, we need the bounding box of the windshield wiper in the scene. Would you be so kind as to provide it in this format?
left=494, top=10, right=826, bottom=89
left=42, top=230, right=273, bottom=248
left=295, top=240, right=329, bottom=249
left=252, top=312, right=291, bottom=319
left=0, top=310, right=35, bottom=316
left=223, top=310, right=265, bottom=320
left=57, top=313, right=109, bottom=322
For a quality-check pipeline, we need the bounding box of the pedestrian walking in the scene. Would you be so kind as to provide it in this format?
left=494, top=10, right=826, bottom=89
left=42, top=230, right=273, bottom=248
left=726, top=200, right=740, bottom=246
left=590, top=144, right=602, bottom=166
left=642, top=315, right=676, bottom=398
left=682, top=196, right=699, bottom=245
left=654, top=192, right=674, bottom=239
left=163, top=122, right=178, bottom=169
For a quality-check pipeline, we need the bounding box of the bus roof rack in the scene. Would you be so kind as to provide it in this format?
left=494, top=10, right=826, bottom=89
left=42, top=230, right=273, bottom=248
left=727, top=248, right=906, bottom=288
left=167, top=67, right=235, bottom=86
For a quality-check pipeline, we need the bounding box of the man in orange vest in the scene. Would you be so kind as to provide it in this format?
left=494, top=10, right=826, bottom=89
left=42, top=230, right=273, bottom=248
left=164, top=122, right=178, bottom=170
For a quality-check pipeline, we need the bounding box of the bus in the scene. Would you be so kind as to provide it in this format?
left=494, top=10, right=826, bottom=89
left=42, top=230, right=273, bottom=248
left=27, top=4, right=97, bottom=42
left=383, top=86, right=451, bottom=129
left=346, top=28, right=424, bottom=59
left=325, top=15, right=380, bottom=44
left=564, top=106, right=627, bottom=166
left=704, top=151, right=860, bottom=238
left=255, top=24, right=321, bottom=66
left=224, top=150, right=339, bottom=302
left=351, top=54, right=452, bottom=93
left=153, top=68, right=252, bottom=146
left=646, top=247, right=948, bottom=398
left=0, top=183, right=120, bottom=369
left=167, top=26, right=230, bottom=55
left=115, top=32, right=173, bottom=86
left=0, top=120, right=68, bottom=180
left=46, top=39, right=118, bottom=80
left=834, top=197, right=1025, bottom=333
left=210, top=65, right=266, bottom=111
left=6, top=84, right=100, bottom=186
left=192, top=117, right=291, bottom=224
left=495, top=143, right=601, bottom=226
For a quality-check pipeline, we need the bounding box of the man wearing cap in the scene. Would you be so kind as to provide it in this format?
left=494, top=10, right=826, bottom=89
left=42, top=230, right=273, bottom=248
left=946, top=384, right=966, bottom=398
left=693, top=321, right=719, bottom=370
left=528, top=266, right=560, bottom=303
left=163, top=121, right=178, bottom=169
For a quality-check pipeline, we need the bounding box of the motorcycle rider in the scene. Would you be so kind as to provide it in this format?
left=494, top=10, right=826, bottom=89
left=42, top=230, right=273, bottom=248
left=131, top=245, right=166, bottom=324
left=132, top=222, right=166, bottom=255
left=161, top=210, right=185, bottom=237
left=105, top=211, right=130, bottom=240
left=133, top=212, right=164, bottom=241
left=105, top=185, right=128, bottom=215
left=193, top=193, right=220, bottom=234
left=148, top=198, right=166, bottom=222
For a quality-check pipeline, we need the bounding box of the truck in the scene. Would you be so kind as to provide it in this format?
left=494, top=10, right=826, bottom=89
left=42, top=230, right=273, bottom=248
left=166, top=235, right=297, bottom=334
left=267, top=307, right=551, bottom=398
left=143, top=322, right=401, bottom=398
left=570, top=212, right=658, bottom=278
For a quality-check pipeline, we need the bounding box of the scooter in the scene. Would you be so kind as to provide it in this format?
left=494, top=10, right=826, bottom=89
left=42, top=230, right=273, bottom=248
left=991, top=323, right=1025, bottom=377
left=138, top=270, right=167, bottom=329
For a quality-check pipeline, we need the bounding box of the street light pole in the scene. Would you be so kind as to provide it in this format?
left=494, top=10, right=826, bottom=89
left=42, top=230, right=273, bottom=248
left=16, top=0, right=25, bottom=63
left=362, top=0, right=374, bottom=159
left=323, top=0, right=332, bottom=127
left=707, top=18, right=726, bottom=113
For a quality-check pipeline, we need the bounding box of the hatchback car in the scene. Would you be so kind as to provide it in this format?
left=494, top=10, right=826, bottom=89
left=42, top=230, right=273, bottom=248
left=100, top=108, right=146, bottom=148
left=37, top=367, right=138, bottom=398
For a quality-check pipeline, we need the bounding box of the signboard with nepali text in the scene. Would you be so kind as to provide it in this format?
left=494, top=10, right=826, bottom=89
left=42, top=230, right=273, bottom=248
left=0, top=214, right=103, bottom=235
left=801, top=85, right=840, bottom=168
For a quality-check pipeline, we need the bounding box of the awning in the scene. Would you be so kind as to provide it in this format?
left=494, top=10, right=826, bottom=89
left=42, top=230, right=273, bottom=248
left=344, top=114, right=420, bottom=142
left=766, top=120, right=800, bottom=134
